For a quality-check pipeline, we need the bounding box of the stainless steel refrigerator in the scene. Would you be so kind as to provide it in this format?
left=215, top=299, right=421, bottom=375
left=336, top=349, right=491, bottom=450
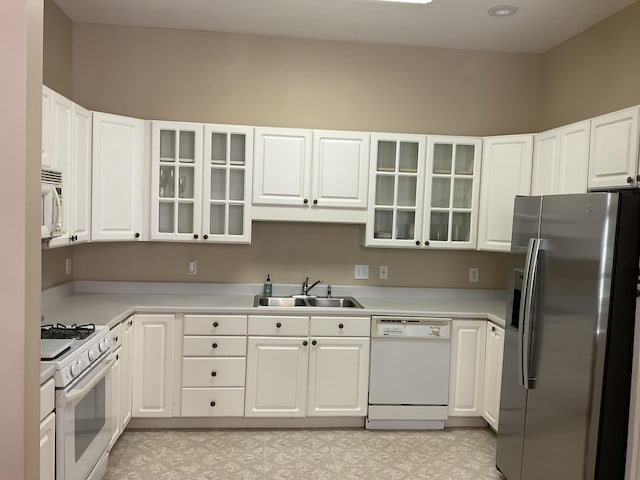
left=496, top=192, right=640, bottom=480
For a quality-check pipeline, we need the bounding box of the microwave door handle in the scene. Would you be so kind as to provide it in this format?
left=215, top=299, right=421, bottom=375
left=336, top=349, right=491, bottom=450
left=51, top=187, right=61, bottom=233
left=518, top=238, right=537, bottom=388
left=522, top=239, right=543, bottom=389
left=60, top=357, right=114, bottom=406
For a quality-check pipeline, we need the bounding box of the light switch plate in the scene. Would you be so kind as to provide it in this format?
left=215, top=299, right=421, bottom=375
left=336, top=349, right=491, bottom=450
left=65, top=258, right=72, bottom=276
left=379, top=265, right=388, bottom=280
left=354, top=264, right=369, bottom=280
left=469, top=267, right=479, bottom=283
left=188, top=261, right=198, bottom=275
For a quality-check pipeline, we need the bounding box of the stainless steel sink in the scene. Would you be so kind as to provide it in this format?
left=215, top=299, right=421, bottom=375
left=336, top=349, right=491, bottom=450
left=253, top=295, right=363, bottom=308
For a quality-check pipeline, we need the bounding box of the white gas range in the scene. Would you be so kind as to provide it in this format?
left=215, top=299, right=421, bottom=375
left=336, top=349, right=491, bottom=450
left=41, top=324, right=113, bottom=480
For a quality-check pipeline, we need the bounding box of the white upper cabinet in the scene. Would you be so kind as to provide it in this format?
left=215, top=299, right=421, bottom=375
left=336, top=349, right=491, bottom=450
left=41, top=86, right=54, bottom=169
left=477, top=135, right=534, bottom=252
left=311, top=130, right=370, bottom=209
left=92, top=112, right=145, bottom=242
left=69, top=104, right=93, bottom=243
left=253, top=127, right=369, bottom=223
left=424, top=136, right=482, bottom=249
left=588, top=106, right=640, bottom=190
left=532, top=120, right=590, bottom=196
left=202, top=124, right=253, bottom=243
left=150, top=121, right=203, bottom=242
left=253, top=127, right=312, bottom=206
left=365, top=133, right=426, bottom=248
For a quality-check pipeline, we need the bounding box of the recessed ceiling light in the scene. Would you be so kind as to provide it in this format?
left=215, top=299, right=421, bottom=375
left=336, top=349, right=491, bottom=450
left=488, top=5, right=518, bottom=17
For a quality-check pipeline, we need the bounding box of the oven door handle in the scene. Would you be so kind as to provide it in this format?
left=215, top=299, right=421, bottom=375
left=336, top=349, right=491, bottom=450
left=60, top=357, right=114, bottom=406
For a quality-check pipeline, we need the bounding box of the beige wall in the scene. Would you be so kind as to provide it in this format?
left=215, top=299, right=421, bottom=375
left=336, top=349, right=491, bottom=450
left=72, top=23, right=541, bottom=136
left=43, top=0, right=72, bottom=97
left=42, top=246, right=73, bottom=289
left=74, top=223, right=510, bottom=288
left=540, top=1, right=640, bottom=130
left=0, top=0, right=43, bottom=477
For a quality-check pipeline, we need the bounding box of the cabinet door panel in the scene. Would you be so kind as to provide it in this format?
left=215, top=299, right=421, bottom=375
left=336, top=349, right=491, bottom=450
left=245, top=337, right=308, bottom=417
left=92, top=112, right=144, bottom=241
left=558, top=120, right=590, bottom=194
left=109, top=348, right=122, bottom=448
left=449, top=320, right=487, bottom=416
left=588, top=107, right=640, bottom=190
left=478, top=135, right=533, bottom=252
left=40, top=412, right=55, bottom=480
left=253, top=128, right=312, bottom=206
left=71, top=104, right=92, bottom=242
left=42, top=86, right=53, bottom=168
left=531, top=129, right=560, bottom=196
left=482, top=324, right=505, bottom=430
left=311, top=131, right=369, bottom=209
left=307, top=337, right=369, bottom=416
left=181, top=388, right=244, bottom=417
left=121, top=318, right=134, bottom=429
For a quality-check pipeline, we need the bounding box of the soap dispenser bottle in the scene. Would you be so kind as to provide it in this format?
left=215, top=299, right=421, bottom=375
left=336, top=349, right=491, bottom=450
left=263, top=274, right=273, bottom=297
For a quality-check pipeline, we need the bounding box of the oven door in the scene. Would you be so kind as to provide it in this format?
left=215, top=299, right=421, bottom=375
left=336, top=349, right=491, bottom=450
left=56, top=354, right=114, bottom=480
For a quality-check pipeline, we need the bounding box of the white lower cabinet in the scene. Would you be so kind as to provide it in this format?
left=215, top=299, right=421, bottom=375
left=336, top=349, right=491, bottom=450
left=448, top=320, right=487, bottom=417
left=482, top=323, right=505, bottom=431
left=109, top=344, right=122, bottom=447
left=39, top=378, right=55, bottom=480
left=109, top=317, right=135, bottom=446
left=181, top=314, right=248, bottom=417
left=132, top=314, right=175, bottom=417
left=245, top=315, right=370, bottom=418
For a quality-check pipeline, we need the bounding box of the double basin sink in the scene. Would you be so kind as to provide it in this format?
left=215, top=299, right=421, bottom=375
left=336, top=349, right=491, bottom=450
left=254, top=295, right=363, bottom=309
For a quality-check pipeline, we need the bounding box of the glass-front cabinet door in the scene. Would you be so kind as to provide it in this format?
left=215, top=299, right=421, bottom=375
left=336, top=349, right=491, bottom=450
left=151, top=122, right=203, bottom=241
left=365, top=134, right=426, bottom=247
left=202, top=124, right=253, bottom=243
left=424, top=136, right=482, bottom=249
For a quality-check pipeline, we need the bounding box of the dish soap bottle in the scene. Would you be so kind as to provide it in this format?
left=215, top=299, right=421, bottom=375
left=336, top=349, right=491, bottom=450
left=263, top=274, right=273, bottom=297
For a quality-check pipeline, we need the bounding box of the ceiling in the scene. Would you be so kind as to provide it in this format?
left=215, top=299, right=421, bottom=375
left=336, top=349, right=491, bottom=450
left=53, top=0, right=637, bottom=53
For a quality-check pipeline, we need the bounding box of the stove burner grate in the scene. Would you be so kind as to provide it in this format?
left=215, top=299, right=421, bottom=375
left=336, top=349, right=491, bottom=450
left=41, top=323, right=96, bottom=340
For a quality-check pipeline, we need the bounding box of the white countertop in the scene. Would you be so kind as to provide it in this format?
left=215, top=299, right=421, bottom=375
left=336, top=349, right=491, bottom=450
left=41, top=281, right=507, bottom=329
left=40, top=364, right=55, bottom=385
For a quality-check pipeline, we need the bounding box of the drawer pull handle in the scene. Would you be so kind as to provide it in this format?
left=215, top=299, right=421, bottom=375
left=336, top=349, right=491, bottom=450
left=311, top=340, right=317, bottom=346
left=276, top=322, right=282, bottom=328
left=114, top=336, right=119, bottom=342
left=212, top=343, right=218, bottom=349
left=210, top=401, right=216, bottom=407
left=213, top=322, right=219, bottom=328
left=303, top=340, right=308, bottom=346
left=338, top=323, right=344, bottom=329
left=211, top=371, right=217, bottom=377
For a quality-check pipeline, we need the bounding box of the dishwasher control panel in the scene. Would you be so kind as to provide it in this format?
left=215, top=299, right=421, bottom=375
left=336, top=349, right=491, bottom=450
left=372, top=317, right=451, bottom=339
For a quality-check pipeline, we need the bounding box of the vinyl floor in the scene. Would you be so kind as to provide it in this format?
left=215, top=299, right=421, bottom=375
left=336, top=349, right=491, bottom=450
left=104, top=428, right=502, bottom=480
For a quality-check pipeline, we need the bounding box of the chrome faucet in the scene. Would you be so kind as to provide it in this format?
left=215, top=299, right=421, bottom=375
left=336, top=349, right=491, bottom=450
left=301, top=277, right=323, bottom=296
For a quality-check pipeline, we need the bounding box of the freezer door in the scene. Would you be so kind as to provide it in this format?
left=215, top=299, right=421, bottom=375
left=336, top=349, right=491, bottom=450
left=520, top=193, right=618, bottom=480
left=496, top=196, right=542, bottom=480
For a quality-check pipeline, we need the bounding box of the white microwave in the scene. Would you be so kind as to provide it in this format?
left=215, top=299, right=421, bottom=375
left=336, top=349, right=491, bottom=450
left=41, top=169, right=64, bottom=239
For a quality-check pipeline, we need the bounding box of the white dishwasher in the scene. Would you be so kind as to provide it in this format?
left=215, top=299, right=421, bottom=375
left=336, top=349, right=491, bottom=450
left=366, top=316, right=451, bottom=430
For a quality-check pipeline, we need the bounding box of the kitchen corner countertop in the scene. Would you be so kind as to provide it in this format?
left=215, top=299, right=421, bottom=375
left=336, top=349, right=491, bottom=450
left=41, top=364, right=55, bottom=385
left=41, top=282, right=507, bottom=329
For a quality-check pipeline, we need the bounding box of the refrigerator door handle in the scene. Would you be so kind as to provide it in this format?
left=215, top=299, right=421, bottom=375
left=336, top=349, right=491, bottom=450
left=518, top=237, right=537, bottom=388
left=523, top=238, right=544, bottom=389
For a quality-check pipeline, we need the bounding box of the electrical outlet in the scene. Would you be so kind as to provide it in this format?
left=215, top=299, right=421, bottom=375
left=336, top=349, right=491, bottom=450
left=354, top=264, right=369, bottom=280
left=469, top=267, right=479, bottom=283
left=188, top=261, right=198, bottom=275
left=379, top=265, right=388, bottom=280
left=65, top=258, right=72, bottom=276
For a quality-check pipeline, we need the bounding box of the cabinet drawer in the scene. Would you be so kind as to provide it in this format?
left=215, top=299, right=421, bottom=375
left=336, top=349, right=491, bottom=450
left=310, top=316, right=370, bottom=337
left=183, top=336, right=247, bottom=356
left=184, top=315, right=248, bottom=336
left=182, top=358, right=246, bottom=387
left=181, top=388, right=245, bottom=417
left=248, top=315, right=309, bottom=336
left=110, top=322, right=124, bottom=350
left=40, top=378, right=55, bottom=422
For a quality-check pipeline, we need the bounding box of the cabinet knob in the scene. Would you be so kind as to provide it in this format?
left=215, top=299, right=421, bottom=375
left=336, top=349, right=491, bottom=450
left=211, top=371, right=217, bottom=377
left=303, top=340, right=308, bottom=346
left=210, top=401, right=216, bottom=407
left=415, top=241, right=420, bottom=246
left=134, top=232, right=140, bottom=238
left=311, top=340, right=317, bottom=346
left=491, top=326, right=496, bottom=332
left=303, top=198, right=309, bottom=204
left=276, top=322, right=282, bottom=328
left=193, top=234, right=199, bottom=239
left=211, top=343, right=218, bottom=349
left=636, top=175, right=640, bottom=183
left=116, top=354, right=119, bottom=361
left=203, top=234, right=209, bottom=240
left=424, top=241, right=430, bottom=246
left=114, top=336, right=119, bottom=342
left=313, top=199, right=318, bottom=205
left=128, top=320, right=133, bottom=326
left=627, top=176, right=634, bottom=184
left=213, top=322, right=219, bottom=328
left=338, top=323, right=344, bottom=329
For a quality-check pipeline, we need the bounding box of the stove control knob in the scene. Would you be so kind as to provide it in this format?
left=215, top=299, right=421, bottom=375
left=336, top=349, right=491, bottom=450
left=70, top=360, right=84, bottom=377
left=98, top=339, right=108, bottom=353
left=88, top=349, right=97, bottom=361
